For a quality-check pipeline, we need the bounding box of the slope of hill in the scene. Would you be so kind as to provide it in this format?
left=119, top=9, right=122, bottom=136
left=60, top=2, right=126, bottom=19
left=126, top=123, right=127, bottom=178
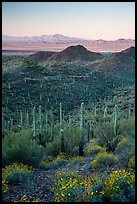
left=29, top=51, right=57, bottom=62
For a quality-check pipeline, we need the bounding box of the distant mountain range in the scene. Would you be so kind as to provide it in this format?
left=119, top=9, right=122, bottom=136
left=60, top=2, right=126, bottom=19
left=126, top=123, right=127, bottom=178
left=2, top=34, right=135, bottom=52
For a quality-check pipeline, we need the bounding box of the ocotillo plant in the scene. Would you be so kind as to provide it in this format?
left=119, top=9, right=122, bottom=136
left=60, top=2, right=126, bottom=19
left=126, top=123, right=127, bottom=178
left=33, top=107, right=37, bottom=142
left=113, top=105, right=118, bottom=136
left=79, top=102, right=85, bottom=156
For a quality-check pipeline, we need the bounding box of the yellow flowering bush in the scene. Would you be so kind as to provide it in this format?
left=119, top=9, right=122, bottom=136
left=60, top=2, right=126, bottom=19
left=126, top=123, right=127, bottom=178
left=128, top=156, right=135, bottom=171
left=85, top=144, right=105, bottom=155
left=50, top=170, right=94, bottom=202
left=91, top=152, right=118, bottom=169
left=104, top=169, right=135, bottom=202
left=2, top=163, right=34, bottom=196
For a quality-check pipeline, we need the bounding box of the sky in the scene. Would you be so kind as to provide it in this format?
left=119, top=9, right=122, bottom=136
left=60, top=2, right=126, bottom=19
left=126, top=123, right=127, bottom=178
left=2, top=2, right=135, bottom=40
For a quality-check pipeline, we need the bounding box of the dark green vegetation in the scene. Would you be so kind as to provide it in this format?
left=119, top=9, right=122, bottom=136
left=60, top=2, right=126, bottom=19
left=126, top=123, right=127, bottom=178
left=2, top=45, right=135, bottom=202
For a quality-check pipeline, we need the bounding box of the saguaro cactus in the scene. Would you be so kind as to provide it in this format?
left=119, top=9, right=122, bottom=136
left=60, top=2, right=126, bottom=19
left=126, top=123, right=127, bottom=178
left=20, top=110, right=23, bottom=130
left=113, top=105, right=118, bottom=136
left=60, top=103, right=65, bottom=152
left=87, top=120, right=90, bottom=142
left=26, top=110, right=29, bottom=128
left=90, top=122, right=94, bottom=139
left=39, top=105, right=42, bottom=134
left=33, top=107, right=37, bottom=141
left=51, top=113, right=54, bottom=141
left=104, top=104, right=107, bottom=119
left=45, top=112, right=48, bottom=143
left=79, top=102, right=85, bottom=156
left=94, top=103, right=97, bottom=116
left=60, top=103, right=63, bottom=130
left=128, top=103, right=131, bottom=117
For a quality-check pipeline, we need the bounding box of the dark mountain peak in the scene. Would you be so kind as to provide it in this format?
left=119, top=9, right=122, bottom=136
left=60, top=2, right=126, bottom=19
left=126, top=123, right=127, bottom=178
left=122, top=46, right=135, bottom=53
left=48, top=45, right=103, bottom=62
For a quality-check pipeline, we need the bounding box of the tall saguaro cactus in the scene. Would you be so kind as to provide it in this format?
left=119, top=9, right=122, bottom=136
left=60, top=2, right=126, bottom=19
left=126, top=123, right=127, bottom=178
left=60, top=103, right=63, bottom=130
left=104, top=104, right=107, bottom=119
left=26, top=110, right=29, bottom=128
left=20, top=110, right=23, bottom=130
left=39, top=105, right=42, bottom=134
left=33, top=107, right=37, bottom=142
left=79, top=102, right=85, bottom=156
left=60, top=103, right=65, bottom=152
left=51, top=113, right=54, bottom=141
left=128, top=103, right=131, bottom=118
left=113, top=105, right=118, bottom=136
left=45, top=112, right=48, bottom=143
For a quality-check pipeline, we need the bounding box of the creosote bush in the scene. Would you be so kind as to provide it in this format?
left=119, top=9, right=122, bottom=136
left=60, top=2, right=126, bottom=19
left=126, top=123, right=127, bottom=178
left=91, top=152, right=118, bottom=169
left=2, top=129, right=42, bottom=167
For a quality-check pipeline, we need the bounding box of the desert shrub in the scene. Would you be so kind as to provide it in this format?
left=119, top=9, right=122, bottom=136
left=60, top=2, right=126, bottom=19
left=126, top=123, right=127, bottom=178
left=115, top=137, right=135, bottom=168
left=5, top=170, right=32, bottom=185
left=69, top=156, right=85, bottom=164
left=39, top=152, right=69, bottom=170
left=117, top=116, right=135, bottom=139
left=2, top=129, right=42, bottom=167
left=95, top=121, right=116, bottom=147
left=128, top=156, right=135, bottom=172
left=104, top=169, right=135, bottom=202
left=85, top=144, right=105, bottom=156
left=44, top=140, right=60, bottom=157
left=50, top=170, right=94, bottom=202
left=2, top=163, right=34, bottom=197
left=91, top=152, right=118, bottom=169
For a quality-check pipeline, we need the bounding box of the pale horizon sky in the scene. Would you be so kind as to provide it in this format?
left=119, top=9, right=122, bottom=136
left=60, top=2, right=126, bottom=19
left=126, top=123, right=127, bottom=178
left=2, top=2, right=135, bottom=40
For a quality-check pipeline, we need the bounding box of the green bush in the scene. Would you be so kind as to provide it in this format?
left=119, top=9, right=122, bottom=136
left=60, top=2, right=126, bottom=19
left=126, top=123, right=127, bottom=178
left=91, top=152, right=118, bottom=169
left=5, top=170, right=32, bottom=185
left=2, top=129, right=42, bottom=167
left=85, top=144, right=105, bottom=155
left=104, top=169, right=135, bottom=202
